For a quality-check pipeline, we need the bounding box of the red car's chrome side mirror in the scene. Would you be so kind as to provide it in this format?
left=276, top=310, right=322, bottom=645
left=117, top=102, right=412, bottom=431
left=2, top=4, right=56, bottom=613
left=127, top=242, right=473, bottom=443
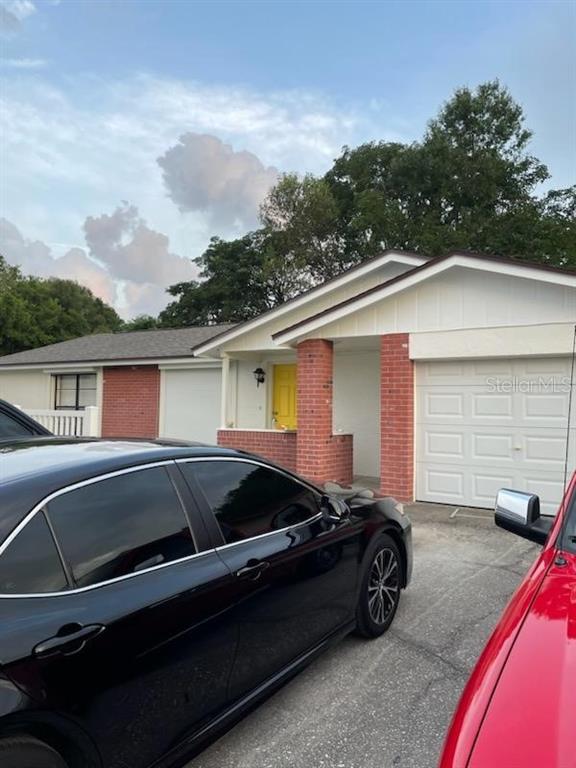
left=495, top=488, right=553, bottom=545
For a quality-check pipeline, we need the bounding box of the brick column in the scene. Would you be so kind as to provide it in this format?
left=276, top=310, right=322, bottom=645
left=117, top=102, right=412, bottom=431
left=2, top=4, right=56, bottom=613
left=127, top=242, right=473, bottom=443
left=296, top=339, right=353, bottom=486
left=380, top=334, right=414, bottom=501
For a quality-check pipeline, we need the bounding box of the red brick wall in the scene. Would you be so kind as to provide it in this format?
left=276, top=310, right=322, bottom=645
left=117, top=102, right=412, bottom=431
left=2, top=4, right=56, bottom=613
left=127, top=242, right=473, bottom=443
left=217, top=429, right=297, bottom=472
left=380, top=333, right=414, bottom=501
left=296, top=339, right=353, bottom=486
left=101, top=365, right=160, bottom=439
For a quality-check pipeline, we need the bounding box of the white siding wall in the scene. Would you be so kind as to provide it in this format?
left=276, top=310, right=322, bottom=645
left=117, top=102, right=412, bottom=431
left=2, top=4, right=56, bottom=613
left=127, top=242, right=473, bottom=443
left=333, top=351, right=380, bottom=478
left=234, top=360, right=268, bottom=428
left=305, top=268, right=576, bottom=340
left=0, top=370, right=52, bottom=409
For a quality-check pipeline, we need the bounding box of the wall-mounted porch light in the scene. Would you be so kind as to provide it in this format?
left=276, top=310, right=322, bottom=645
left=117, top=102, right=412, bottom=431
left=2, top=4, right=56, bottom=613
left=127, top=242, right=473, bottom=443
left=253, top=367, right=266, bottom=387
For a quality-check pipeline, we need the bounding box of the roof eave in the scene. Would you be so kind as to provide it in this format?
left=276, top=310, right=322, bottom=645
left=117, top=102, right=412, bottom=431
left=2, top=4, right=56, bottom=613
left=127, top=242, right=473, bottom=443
left=272, top=252, right=576, bottom=345
left=191, top=250, right=430, bottom=357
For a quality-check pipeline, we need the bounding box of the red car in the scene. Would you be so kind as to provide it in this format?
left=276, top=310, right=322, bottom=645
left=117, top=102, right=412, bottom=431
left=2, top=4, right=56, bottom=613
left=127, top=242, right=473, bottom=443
left=439, top=472, right=576, bottom=768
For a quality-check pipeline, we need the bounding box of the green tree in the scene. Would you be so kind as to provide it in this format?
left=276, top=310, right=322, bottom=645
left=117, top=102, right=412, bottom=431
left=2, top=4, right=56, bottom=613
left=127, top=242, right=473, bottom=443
left=162, top=81, right=575, bottom=325
left=0, top=256, right=123, bottom=355
left=326, top=81, right=559, bottom=259
left=121, top=314, right=160, bottom=331
left=160, top=229, right=310, bottom=326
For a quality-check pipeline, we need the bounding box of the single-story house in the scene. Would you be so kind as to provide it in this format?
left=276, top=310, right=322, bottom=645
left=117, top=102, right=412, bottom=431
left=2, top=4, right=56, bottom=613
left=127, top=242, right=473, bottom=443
left=1, top=250, right=574, bottom=514
left=0, top=325, right=233, bottom=446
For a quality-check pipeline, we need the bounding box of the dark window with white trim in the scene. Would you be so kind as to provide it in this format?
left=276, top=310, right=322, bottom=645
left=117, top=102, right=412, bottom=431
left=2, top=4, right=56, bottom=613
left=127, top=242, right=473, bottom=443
left=54, top=373, right=97, bottom=409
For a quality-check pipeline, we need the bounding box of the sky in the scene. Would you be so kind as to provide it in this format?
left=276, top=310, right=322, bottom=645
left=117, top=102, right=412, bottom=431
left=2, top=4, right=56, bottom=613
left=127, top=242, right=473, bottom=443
left=0, top=0, right=575, bottom=319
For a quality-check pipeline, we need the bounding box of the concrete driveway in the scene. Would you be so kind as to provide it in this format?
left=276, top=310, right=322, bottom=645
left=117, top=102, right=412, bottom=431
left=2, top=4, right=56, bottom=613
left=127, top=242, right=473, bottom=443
left=188, top=503, right=538, bottom=768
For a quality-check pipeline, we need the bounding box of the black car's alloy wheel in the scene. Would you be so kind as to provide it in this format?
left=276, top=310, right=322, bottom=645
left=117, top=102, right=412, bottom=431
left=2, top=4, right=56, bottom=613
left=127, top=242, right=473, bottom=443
left=356, top=534, right=402, bottom=637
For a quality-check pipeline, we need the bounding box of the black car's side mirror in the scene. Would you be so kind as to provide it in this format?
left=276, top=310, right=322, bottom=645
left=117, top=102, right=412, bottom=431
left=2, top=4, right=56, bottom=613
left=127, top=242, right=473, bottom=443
left=321, top=495, right=350, bottom=522
left=495, top=488, right=553, bottom=545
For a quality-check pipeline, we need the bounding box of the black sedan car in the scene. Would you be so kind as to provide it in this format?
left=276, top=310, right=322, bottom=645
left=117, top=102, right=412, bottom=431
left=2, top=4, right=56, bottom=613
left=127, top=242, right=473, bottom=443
left=0, top=438, right=412, bottom=768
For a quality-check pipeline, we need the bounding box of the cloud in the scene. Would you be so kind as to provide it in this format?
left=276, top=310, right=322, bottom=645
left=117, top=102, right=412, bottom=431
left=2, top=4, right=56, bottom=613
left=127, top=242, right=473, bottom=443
left=0, top=0, right=35, bottom=35
left=0, top=74, right=389, bottom=258
left=83, top=203, right=195, bottom=286
left=0, top=72, right=404, bottom=317
left=0, top=217, right=117, bottom=307
left=0, top=206, right=196, bottom=318
left=157, top=133, right=279, bottom=228
left=1, top=57, right=47, bottom=69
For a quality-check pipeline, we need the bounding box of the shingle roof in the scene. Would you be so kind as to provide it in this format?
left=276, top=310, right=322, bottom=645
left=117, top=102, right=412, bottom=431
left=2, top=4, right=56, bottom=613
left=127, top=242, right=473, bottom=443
left=0, top=325, right=235, bottom=367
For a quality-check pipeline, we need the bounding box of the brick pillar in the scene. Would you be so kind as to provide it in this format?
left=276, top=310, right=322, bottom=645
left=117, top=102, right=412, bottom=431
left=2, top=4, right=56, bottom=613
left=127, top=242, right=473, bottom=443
left=296, top=340, right=353, bottom=486
left=297, top=339, right=334, bottom=484
left=380, top=334, right=414, bottom=501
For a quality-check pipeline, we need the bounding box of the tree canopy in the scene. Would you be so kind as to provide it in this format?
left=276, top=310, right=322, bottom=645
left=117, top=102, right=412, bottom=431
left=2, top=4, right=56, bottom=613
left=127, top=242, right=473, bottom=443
left=0, top=256, right=123, bottom=356
left=160, top=81, right=575, bottom=327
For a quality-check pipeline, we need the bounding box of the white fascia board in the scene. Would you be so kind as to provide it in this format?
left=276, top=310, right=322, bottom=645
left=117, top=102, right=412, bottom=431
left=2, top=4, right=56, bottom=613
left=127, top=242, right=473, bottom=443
left=0, top=357, right=210, bottom=372
left=41, top=366, right=100, bottom=374
left=274, top=255, right=576, bottom=345
left=159, top=360, right=222, bottom=371
left=192, top=252, right=427, bottom=357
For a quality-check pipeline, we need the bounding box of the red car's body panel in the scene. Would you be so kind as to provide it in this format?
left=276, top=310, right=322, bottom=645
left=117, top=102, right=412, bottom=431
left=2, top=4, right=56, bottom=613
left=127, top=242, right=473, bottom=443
left=439, top=473, right=576, bottom=768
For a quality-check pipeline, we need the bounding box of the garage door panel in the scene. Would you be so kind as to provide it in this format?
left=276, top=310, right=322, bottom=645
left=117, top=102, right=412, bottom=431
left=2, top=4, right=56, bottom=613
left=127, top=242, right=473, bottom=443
left=525, top=476, right=567, bottom=516
left=472, top=433, right=514, bottom=461
left=416, top=358, right=573, bottom=512
left=523, top=393, right=568, bottom=422
left=472, top=360, right=514, bottom=378
left=473, top=473, right=515, bottom=505
left=473, top=393, right=513, bottom=418
left=424, top=392, right=464, bottom=418
left=524, top=434, right=566, bottom=465
left=418, top=465, right=465, bottom=500
left=425, top=431, right=463, bottom=459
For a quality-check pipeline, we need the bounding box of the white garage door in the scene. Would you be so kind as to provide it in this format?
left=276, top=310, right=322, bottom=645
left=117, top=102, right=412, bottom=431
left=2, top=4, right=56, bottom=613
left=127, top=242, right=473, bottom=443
left=161, top=367, right=221, bottom=445
left=416, top=358, right=575, bottom=515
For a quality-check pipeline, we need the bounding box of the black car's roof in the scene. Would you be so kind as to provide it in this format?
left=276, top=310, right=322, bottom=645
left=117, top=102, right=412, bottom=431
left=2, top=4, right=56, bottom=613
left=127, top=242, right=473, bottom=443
left=0, top=437, right=245, bottom=544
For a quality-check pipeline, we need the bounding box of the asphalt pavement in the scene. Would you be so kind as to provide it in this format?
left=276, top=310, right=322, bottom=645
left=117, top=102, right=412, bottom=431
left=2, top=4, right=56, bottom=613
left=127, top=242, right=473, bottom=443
left=188, top=502, right=538, bottom=768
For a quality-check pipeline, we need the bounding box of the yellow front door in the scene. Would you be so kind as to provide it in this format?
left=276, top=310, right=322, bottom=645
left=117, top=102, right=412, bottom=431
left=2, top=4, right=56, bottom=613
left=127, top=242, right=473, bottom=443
left=272, top=364, right=297, bottom=430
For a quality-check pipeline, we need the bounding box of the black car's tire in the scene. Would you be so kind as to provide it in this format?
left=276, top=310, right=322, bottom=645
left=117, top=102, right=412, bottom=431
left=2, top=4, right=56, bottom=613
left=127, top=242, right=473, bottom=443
left=355, top=534, right=402, bottom=638
left=0, top=736, right=69, bottom=768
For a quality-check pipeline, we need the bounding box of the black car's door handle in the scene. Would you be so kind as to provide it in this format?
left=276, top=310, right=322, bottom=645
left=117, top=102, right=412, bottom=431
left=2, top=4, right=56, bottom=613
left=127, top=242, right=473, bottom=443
left=235, top=560, right=270, bottom=581
left=33, top=623, right=106, bottom=659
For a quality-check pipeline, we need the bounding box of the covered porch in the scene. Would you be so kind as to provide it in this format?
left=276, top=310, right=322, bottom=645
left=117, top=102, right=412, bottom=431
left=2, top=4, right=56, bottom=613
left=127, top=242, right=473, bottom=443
left=215, top=334, right=413, bottom=500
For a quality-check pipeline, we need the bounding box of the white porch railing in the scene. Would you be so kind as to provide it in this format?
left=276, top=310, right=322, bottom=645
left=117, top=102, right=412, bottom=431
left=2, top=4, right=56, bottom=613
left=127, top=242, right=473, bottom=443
left=21, top=406, right=100, bottom=437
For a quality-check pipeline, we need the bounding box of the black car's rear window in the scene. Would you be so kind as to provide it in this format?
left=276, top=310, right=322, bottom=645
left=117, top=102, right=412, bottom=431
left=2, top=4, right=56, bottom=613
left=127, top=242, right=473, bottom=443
left=46, top=466, right=196, bottom=588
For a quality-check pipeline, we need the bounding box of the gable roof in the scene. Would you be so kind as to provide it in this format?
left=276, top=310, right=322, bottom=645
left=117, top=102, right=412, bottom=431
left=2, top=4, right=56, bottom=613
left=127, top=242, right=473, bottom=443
left=0, top=325, right=235, bottom=368
left=272, top=252, right=576, bottom=345
left=191, top=250, right=429, bottom=356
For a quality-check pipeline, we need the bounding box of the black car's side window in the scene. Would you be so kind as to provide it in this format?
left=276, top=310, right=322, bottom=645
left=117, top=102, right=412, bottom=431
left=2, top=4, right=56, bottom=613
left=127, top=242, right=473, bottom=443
left=0, top=512, right=68, bottom=594
left=184, top=461, right=320, bottom=545
left=46, top=466, right=196, bottom=588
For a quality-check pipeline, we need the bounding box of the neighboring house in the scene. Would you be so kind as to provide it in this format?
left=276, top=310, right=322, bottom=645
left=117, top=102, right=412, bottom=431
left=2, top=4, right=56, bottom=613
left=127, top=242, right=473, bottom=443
left=0, top=326, right=232, bottom=446
left=0, top=250, right=574, bottom=513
